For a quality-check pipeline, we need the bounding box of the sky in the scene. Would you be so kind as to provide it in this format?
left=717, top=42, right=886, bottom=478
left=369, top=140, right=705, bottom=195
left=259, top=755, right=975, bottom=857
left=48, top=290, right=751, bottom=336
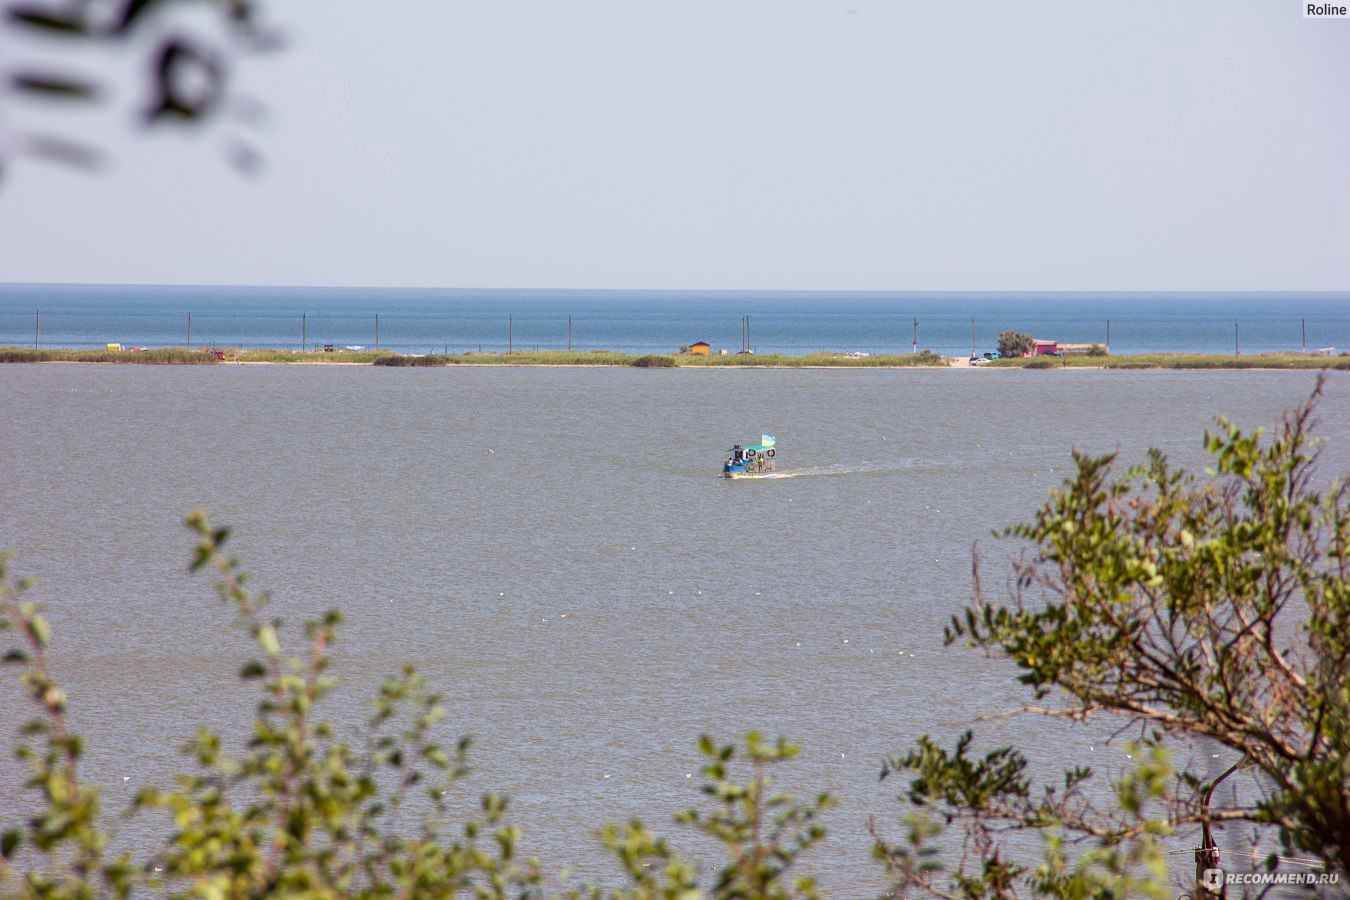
left=0, top=1, right=1347, bottom=291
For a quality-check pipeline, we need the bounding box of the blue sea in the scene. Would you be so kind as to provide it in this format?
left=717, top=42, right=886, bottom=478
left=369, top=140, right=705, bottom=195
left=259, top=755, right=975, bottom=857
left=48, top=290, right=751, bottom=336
left=1, top=284, right=1348, bottom=357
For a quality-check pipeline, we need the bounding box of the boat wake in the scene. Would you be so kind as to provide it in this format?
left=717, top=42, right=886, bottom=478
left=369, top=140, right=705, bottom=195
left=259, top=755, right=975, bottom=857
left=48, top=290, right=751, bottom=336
left=724, top=461, right=912, bottom=480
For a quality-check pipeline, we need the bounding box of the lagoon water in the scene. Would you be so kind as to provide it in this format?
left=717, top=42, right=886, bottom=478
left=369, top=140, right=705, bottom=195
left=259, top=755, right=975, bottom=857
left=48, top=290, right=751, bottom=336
left=1, top=364, right=1348, bottom=894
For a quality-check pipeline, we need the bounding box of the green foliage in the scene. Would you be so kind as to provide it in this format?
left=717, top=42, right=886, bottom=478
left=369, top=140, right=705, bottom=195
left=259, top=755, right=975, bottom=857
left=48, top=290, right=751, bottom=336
left=0, top=347, right=219, bottom=364
left=1022, top=359, right=1055, bottom=369
left=374, top=354, right=448, bottom=366
left=3, top=519, right=839, bottom=898
left=631, top=355, right=678, bottom=368
left=134, top=511, right=543, bottom=897
left=585, top=734, right=833, bottom=899
left=880, top=378, right=1350, bottom=897
left=0, top=555, right=136, bottom=898
left=997, top=331, right=1036, bottom=359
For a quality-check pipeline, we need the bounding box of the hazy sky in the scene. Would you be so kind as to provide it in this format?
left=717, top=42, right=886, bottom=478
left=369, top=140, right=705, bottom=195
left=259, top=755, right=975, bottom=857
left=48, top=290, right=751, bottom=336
left=0, top=1, right=1346, bottom=290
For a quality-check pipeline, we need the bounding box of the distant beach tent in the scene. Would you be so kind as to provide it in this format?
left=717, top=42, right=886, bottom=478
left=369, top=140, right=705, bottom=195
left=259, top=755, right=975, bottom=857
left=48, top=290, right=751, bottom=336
left=689, top=341, right=711, bottom=356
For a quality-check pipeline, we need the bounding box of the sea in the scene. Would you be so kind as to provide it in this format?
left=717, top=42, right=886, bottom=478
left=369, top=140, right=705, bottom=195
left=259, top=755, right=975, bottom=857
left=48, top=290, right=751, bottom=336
left=2, top=292, right=1349, bottom=895
left=2, top=283, right=1349, bottom=356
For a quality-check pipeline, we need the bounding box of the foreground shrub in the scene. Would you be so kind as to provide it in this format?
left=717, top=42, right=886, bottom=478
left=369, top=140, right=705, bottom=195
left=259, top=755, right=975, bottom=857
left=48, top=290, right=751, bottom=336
left=0, top=518, right=833, bottom=898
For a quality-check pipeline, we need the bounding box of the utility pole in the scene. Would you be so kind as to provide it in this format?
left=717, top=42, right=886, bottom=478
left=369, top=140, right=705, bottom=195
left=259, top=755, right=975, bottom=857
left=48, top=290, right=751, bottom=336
left=1106, top=319, right=1110, bottom=355
left=912, top=317, right=917, bottom=355
left=1235, top=321, right=1240, bottom=358
left=302, top=312, right=307, bottom=353
left=375, top=313, right=380, bottom=351
left=568, top=314, right=572, bottom=351
left=971, top=318, right=975, bottom=358
left=187, top=312, right=192, bottom=350
left=35, top=309, right=39, bottom=349
left=1302, top=318, right=1306, bottom=354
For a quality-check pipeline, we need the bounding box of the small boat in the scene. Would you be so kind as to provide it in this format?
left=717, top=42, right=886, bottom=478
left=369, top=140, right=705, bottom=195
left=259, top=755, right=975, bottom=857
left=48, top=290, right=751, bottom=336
left=722, top=435, right=778, bottom=478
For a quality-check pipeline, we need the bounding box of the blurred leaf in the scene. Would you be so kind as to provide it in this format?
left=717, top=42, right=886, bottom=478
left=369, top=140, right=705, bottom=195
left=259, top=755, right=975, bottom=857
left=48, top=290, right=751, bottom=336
left=21, top=134, right=104, bottom=170
left=6, top=5, right=88, bottom=35
left=11, top=71, right=100, bottom=100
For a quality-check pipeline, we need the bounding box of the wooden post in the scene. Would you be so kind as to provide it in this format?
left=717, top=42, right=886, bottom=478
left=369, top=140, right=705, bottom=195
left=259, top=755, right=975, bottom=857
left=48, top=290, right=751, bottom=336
left=568, top=314, right=572, bottom=351
left=35, top=309, right=39, bottom=349
left=913, top=317, right=917, bottom=355
left=971, top=318, right=975, bottom=358
left=375, top=313, right=380, bottom=351
left=302, top=312, right=306, bottom=353
left=187, top=312, right=192, bottom=350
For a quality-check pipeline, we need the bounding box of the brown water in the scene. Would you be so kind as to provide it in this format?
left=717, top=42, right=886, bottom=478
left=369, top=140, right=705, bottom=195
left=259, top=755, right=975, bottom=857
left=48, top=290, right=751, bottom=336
left=1, top=365, right=1346, bottom=895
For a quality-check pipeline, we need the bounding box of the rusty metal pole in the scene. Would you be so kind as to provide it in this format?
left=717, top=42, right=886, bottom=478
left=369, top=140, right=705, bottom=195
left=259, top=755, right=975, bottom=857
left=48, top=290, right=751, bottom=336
left=1195, top=757, right=1243, bottom=899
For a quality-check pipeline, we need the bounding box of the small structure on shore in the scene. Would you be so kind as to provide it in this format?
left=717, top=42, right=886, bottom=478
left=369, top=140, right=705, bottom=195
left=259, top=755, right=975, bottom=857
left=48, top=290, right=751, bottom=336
left=687, top=341, right=711, bottom=356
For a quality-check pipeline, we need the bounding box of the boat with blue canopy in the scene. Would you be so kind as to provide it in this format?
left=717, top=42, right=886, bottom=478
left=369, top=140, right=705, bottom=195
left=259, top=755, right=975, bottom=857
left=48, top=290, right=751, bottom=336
left=722, top=435, right=777, bottom=478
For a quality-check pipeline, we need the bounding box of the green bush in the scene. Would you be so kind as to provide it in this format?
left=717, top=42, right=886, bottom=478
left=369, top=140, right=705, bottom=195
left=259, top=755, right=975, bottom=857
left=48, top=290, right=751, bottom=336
left=0, top=518, right=833, bottom=898
left=1086, top=344, right=1108, bottom=357
left=997, top=330, right=1036, bottom=359
left=631, top=355, right=678, bottom=368
left=374, top=355, right=447, bottom=366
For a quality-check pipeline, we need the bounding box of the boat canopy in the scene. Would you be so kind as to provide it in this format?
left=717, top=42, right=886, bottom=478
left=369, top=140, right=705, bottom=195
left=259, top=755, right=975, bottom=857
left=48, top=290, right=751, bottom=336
left=728, top=435, right=776, bottom=453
